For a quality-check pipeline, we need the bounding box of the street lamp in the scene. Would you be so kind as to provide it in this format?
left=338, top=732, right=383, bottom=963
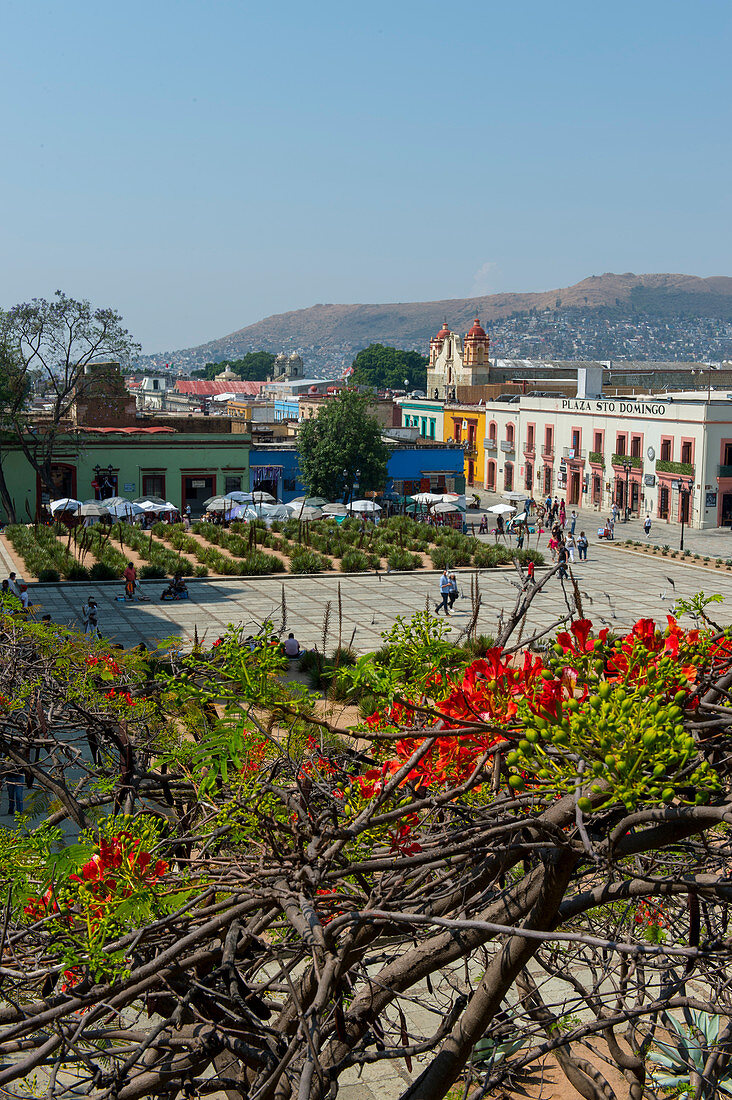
left=692, top=365, right=720, bottom=401
left=621, top=460, right=633, bottom=522
left=677, top=478, right=693, bottom=551
left=93, top=464, right=115, bottom=500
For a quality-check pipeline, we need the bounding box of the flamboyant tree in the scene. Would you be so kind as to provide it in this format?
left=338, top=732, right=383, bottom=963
left=2, top=580, right=732, bottom=1098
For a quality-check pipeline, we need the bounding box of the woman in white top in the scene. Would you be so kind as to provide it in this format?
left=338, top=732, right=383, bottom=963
left=565, top=533, right=576, bottom=563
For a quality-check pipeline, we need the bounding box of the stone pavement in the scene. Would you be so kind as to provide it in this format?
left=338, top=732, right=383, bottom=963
left=20, top=532, right=732, bottom=654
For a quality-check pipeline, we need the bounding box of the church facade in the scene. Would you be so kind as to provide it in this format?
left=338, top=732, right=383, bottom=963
left=426, top=319, right=492, bottom=400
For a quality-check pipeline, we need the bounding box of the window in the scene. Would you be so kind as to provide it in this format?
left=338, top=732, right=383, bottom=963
left=506, top=423, right=515, bottom=444
left=527, top=424, right=535, bottom=450
left=724, top=443, right=732, bottom=466
left=224, top=475, right=242, bottom=494
left=284, top=477, right=297, bottom=492
left=571, top=429, right=580, bottom=451
left=142, top=474, right=165, bottom=499
left=544, top=427, right=553, bottom=452
left=681, top=440, right=693, bottom=464
left=430, top=419, right=435, bottom=439
left=593, top=431, right=602, bottom=453
left=505, top=463, right=513, bottom=490
left=525, top=463, right=533, bottom=490
left=453, top=422, right=461, bottom=443
left=631, top=435, right=642, bottom=459
left=616, top=434, right=626, bottom=456
left=661, top=439, right=672, bottom=461
left=421, top=418, right=427, bottom=437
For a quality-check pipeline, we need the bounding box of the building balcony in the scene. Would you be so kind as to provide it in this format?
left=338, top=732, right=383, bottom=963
left=718, top=465, right=732, bottom=479
left=611, top=453, right=643, bottom=470
left=500, top=440, right=515, bottom=453
left=523, top=442, right=536, bottom=456
left=540, top=445, right=554, bottom=459
left=562, top=447, right=586, bottom=461
left=484, top=437, right=497, bottom=450
left=462, top=443, right=478, bottom=457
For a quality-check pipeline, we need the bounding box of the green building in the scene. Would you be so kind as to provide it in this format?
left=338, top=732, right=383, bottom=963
left=0, top=426, right=251, bottom=520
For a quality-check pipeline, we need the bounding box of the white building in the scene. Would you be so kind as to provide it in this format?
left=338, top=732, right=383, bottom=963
left=482, top=386, right=732, bottom=529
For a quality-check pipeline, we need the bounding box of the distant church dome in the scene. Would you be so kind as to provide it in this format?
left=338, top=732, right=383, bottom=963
left=289, top=352, right=301, bottom=361
left=216, top=364, right=238, bottom=381
left=466, top=318, right=486, bottom=338
left=435, top=320, right=450, bottom=341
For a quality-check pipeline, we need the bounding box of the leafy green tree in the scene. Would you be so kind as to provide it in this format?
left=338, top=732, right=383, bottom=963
left=298, top=388, right=390, bottom=501
left=350, top=343, right=428, bottom=391
left=192, top=351, right=276, bottom=381
left=0, top=291, right=139, bottom=503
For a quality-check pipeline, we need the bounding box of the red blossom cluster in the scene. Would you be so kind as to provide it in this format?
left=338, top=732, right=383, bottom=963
left=103, top=688, right=136, bottom=707
left=635, top=900, right=665, bottom=928
left=85, top=654, right=121, bottom=675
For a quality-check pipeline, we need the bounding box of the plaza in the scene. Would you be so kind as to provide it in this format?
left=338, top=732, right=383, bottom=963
left=7, top=510, right=732, bottom=654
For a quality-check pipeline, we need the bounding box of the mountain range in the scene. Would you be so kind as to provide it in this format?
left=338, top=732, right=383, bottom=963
left=141, top=273, right=732, bottom=374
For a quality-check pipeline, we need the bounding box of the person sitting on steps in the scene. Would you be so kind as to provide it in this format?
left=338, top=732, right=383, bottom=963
left=161, top=573, right=188, bottom=601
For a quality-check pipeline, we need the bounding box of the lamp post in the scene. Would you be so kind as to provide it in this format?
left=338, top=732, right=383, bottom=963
left=621, top=460, right=632, bottom=522
left=93, top=464, right=115, bottom=501
left=677, top=478, right=692, bottom=551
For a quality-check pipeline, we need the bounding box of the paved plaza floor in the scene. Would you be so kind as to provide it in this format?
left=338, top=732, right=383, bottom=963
left=20, top=528, right=732, bottom=653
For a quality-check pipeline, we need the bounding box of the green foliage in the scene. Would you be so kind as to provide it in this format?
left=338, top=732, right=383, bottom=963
left=5, top=524, right=79, bottom=579
left=298, top=388, right=390, bottom=500
left=340, top=548, right=371, bottom=573
left=386, top=547, right=421, bottom=571
left=656, top=458, right=695, bottom=476
left=191, top=351, right=276, bottom=381
left=139, top=563, right=166, bottom=580
left=289, top=547, right=331, bottom=574
left=38, top=567, right=61, bottom=582
left=473, top=544, right=512, bottom=568
left=349, top=343, right=428, bottom=391
left=647, top=1010, right=732, bottom=1098
left=67, top=564, right=91, bottom=581
left=430, top=544, right=472, bottom=569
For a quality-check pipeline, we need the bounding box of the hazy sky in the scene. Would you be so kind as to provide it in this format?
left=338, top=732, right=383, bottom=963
left=2, top=0, right=730, bottom=353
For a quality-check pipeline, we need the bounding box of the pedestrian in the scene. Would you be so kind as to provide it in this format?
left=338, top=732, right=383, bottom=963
left=544, top=493, right=552, bottom=515
left=566, top=532, right=576, bottom=563
left=448, top=572, right=459, bottom=610
left=607, top=516, right=615, bottom=540
left=552, top=496, right=560, bottom=522
left=124, top=561, right=137, bottom=601
left=3, top=762, right=25, bottom=816
left=557, top=540, right=569, bottom=580
left=611, top=501, right=620, bottom=525
left=569, top=510, right=577, bottom=535
left=548, top=533, right=559, bottom=562
left=435, top=570, right=451, bottom=616
left=577, top=531, right=588, bottom=560
left=526, top=558, right=536, bottom=586
left=516, top=526, right=525, bottom=550
left=82, top=597, right=100, bottom=636
left=185, top=504, right=192, bottom=521
left=18, top=584, right=29, bottom=610
left=7, top=572, right=21, bottom=598
left=644, top=515, right=652, bottom=538
left=559, top=500, right=566, bottom=529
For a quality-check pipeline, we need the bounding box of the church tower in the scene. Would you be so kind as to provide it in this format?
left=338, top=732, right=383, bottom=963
left=426, top=318, right=491, bottom=400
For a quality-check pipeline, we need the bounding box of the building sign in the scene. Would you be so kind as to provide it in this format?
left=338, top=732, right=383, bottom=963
left=644, top=474, right=655, bottom=487
left=124, top=482, right=135, bottom=492
left=561, top=399, right=667, bottom=416
left=191, top=479, right=207, bottom=489
left=706, top=492, right=718, bottom=508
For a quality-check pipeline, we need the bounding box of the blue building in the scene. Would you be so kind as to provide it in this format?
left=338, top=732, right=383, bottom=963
left=274, top=398, right=299, bottom=422
left=385, top=443, right=465, bottom=496
left=249, top=444, right=305, bottom=502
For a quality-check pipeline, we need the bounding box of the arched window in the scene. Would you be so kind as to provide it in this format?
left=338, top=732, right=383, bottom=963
left=506, top=423, right=515, bottom=444
left=486, top=461, right=496, bottom=490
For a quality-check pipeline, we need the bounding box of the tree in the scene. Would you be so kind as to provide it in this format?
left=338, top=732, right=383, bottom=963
left=0, top=292, right=139, bottom=506
left=6, top=581, right=732, bottom=1099
left=191, top=351, right=276, bottom=381
left=350, top=343, right=428, bottom=391
left=298, top=387, right=390, bottom=501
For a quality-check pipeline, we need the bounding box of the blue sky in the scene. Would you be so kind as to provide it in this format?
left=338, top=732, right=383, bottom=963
left=1, top=0, right=730, bottom=352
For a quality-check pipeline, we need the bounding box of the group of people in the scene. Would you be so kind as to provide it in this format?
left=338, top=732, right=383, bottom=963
left=435, top=570, right=460, bottom=616
left=1, top=572, right=29, bottom=609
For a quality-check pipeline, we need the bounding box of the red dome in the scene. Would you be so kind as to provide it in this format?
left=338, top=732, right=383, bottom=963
left=466, top=318, right=486, bottom=338
left=434, top=321, right=450, bottom=342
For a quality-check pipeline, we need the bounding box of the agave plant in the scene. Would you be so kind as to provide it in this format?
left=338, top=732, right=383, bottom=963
left=648, top=1009, right=732, bottom=1098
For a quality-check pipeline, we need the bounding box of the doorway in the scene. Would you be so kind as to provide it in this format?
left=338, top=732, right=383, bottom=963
left=659, top=486, right=670, bottom=519
left=722, top=494, right=732, bottom=526
left=569, top=470, right=580, bottom=505
left=182, top=475, right=216, bottom=515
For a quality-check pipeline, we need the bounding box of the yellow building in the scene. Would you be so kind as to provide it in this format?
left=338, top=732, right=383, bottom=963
left=444, top=405, right=486, bottom=489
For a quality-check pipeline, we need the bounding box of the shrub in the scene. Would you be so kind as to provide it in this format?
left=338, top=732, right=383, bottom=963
left=340, top=549, right=371, bottom=573
left=516, top=548, right=545, bottom=566
left=194, top=564, right=209, bottom=577
left=66, top=565, right=91, bottom=581
left=387, top=548, right=421, bottom=571
left=140, top=564, right=167, bottom=579
left=289, top=548, right=328, bottom=574
left=430, top=545, right=472, bottom=570
left=89, top=562, right=118, bottom=581
left=38, top=568, right=61, bottom=583
left=474, top=545, right=511, bottom=569
left=462, top=633, right=496, bottom=657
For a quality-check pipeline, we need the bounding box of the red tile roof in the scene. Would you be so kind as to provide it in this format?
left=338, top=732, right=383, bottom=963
left=176, top=380, right=266, bottom=396
left=77, top=426, right=177, bottom=434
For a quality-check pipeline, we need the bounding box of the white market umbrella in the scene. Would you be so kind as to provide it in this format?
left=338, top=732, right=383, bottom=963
left=223, top=491, right=253, bottom=503
left=503, top=492, right=528, bottom=503
left=322, top=503, right=348, bottom=516
left=78, top=501, right=111, bottom=518
left=513, top=512, right=528, bottom=524
left=203, top=497, right=234, bottom=513
left=411, top=492, right=444, bottom=505
left=286, top=503, right=324, bottom=521
left=49, top=497, right=81, bottom=514
left=244, top=504, right=290, bottom=523
left=441, top=493, right=467, bottom=509
left=251, top=491, right=277, bottom=504
left=133, top=495, right=166, bottom=506
left=433, top=502, right=461, bottom=515
left=348, top=499, right=382, bottom=513
left=289, top=495, right=328, bottom=508
left=105, top=500, right=144, bottom=519
left=487, top=503, right=516, bottom=515
left=138, top=500, right=170, bottom=514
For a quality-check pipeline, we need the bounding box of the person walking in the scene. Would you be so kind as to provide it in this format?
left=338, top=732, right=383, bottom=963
left=566, top=532, right=576, bottom=563
left=544, top=493, right=552, bottom=516
left=2, top=762, right=25, bottom=816
left=559, top=500, right=566, bottom=529
left=557, top=540, right=569, bottom=580
left=124, top=561, right=137, bottom=601
left=607, top=515, right=615, bottom=540
left=525, top=558, right=536, bottom=586
left=7, top=572, right=21, bottom=599
left=552, top=497, right=560, bottom=522
left=548, top=532, right=559, bottom=562
left=611, top=501, right=620, bottom=525
left=448, top=572, right=459, bottom=611
left=644, top=515, right=652, bottom=538
left=82, top=598, right=100, bottom=636
left=569, top=509, right=577, bottom=535
left=577, top=531, right=588, bottom=560
left=435, top=570, right=451, bottom=616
